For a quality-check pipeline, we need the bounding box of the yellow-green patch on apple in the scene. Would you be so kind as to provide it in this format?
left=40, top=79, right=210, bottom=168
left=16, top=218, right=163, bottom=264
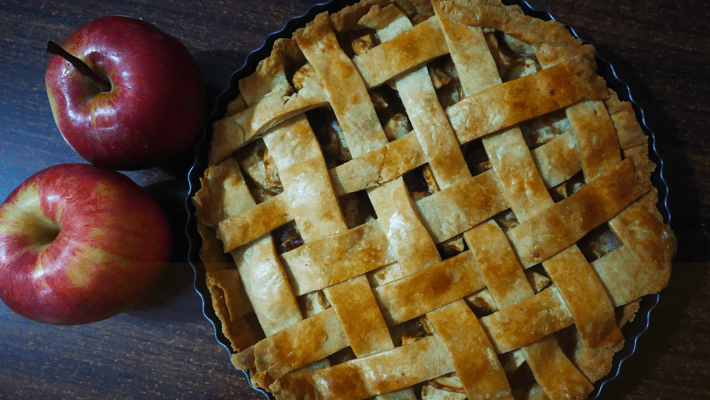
left=0, top=163, right=172, bottom=325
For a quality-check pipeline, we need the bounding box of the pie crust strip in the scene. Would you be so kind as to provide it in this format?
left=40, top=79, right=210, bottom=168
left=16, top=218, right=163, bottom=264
left=374, top=250, right=484, bottom=325
left=543, top=246, right=622, bottom=348
left=271, top=335, right=454, bottom=400
left=427, top=300, right=515, bottom=400
left=530, top=129, right=581, bottom=189
left=591, top=213, right=675, bottom=309
left=368, top=178, right=442, bottom=275
left=232, top=235, right=303, bottom=337
left=217, top=194, right=290, bottom=253
left=211, top=83, right=328, bottom=158
left=193, top=158, right=254, bottom=228
left=566, top=99, right=622, bottom=181
left=328, top=131, right=426, bottom=196
left=294, top=11, right=388, bottom=158
left=278, top=155, right=347, bottom=242
left=323, top=275, right=395, bottom=355
left=205, top=268, right=262, bottom=352
left=413, top=170, right=510, bottom=243
left=280, top=220, right=395, bottom=296
left=446, top=52, right=607, bottom=145
left=195, top=149, right=304, bottom=342
left=521, top=336, right=594, bottom=399
left=217, top=116, right=348, bottom=252
left=352, top=15, right=448, bottom=89
left=506, top=157, right=650, bottom=268
left=233, top=307, right=347, bottom=388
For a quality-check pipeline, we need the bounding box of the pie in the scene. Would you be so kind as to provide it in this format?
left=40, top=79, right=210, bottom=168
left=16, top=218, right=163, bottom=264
left=191, top=0, right=677, bottom=398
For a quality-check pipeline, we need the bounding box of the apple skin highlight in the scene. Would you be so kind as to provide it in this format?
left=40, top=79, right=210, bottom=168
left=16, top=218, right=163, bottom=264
left=0, top=164, right=172, bottom=325
left=45, top=16, right=206, bottom=171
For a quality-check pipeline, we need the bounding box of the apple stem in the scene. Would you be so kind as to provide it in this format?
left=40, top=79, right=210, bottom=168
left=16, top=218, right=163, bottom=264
left=46, top=40, right=112, bottom=93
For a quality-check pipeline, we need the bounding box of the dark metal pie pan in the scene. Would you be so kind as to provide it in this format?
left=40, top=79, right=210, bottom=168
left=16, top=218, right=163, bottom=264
left=184, top=0, right=673, bottom=398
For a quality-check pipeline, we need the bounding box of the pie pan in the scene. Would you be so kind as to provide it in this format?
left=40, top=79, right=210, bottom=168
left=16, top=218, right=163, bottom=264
left=184, top=0, right=673, bottom=398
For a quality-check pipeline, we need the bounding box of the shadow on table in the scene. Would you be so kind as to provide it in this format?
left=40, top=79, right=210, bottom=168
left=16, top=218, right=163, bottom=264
left=123, top=177, right=204, bottom=324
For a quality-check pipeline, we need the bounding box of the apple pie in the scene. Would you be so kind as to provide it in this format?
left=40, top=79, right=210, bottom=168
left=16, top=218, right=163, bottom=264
left=192, top=0, right=676, bottom=398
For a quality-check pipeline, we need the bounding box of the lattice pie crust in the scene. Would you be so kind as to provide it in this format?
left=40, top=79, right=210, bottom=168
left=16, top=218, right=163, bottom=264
left=192, top=0, right=677, bottom=398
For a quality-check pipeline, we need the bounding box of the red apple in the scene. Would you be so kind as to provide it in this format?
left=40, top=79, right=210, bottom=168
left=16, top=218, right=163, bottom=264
left=0, top=163, right=172, bottom=325
left=45, top=16, right=206, bottom=171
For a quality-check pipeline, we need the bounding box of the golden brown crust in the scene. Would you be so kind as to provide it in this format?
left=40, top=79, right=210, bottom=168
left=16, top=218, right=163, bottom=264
left=413, top=170, right=509, bottom=242
left=295, top=12, right=389, bottom=157
left=272, top=335, right=455, bottom=400
left=427, top=300, right=514, bottom=399
left=192, top=0, right=677, bottom=398
left=506, top=158, right=650, bottom=267
left=446, top=52, right=608, bottom=145
left=354, top=15, right=449, bottom=88
left=325, top=276, right=395, bottom=357
left=280, top=220, right=395, bottom=295
left=367, top=179, right=442, bottom=274
left=206, top=269, right=263, bottom=352
left=328, top=131, right=426, bottom=195
left=193, top=158, right=253, bottom=228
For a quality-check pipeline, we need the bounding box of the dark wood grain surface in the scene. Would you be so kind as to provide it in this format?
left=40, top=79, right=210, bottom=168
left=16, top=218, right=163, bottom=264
left=1, top=0, right=708, bottom=399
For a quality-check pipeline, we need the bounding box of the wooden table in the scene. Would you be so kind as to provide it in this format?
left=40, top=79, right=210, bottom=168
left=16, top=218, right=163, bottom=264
left=1, top=0, right=708, bottom=398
